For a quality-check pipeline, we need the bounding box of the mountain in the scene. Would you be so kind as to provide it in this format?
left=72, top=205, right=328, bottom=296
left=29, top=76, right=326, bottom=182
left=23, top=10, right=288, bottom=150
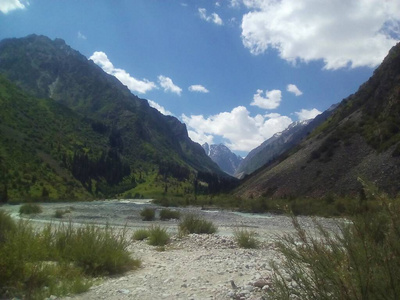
left=235, top=120, right=311, bottom=178
left=0, top=35, right=235, bottom=201
left=235, top=42, right=400, bottom=199
left=202, top=143, right=243, bottom=176
left=0, top=74, right=104, bottom=201
left=235, top=105, right=338, bottom=178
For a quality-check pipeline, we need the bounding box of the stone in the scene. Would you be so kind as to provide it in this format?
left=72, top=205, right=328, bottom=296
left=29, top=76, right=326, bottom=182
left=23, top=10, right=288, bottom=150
left=227, top=291, right=236, bottom=298
left=117, top=289, right=130, bottom=295
left=253, top=279, right=268, bottom=288
left=244, top=285, right=254, bottom=292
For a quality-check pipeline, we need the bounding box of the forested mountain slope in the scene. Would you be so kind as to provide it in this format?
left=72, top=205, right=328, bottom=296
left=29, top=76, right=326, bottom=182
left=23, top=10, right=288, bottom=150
left=0, top=35, right=236, bottom=201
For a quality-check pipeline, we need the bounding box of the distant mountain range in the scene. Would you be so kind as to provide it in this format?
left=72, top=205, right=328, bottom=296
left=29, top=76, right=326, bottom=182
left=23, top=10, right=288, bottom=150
left=202, top=143, right=243, bottom=176
left=0, top=34, right=236, bottom=202
left=235, top=42, right=400, bottom=199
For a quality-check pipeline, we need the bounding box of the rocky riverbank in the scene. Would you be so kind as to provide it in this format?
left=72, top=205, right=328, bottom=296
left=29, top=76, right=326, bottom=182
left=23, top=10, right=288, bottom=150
left=1, top=200, right=338, bottom=299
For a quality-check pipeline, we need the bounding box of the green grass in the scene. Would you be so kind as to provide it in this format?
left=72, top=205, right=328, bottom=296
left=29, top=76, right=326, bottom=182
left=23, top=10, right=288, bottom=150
left=19, top=203, right=43, bottom=215
left=54, top=209, right=70, bottom=218
left=159, top=208, right=181, bottom=220
left=132, top=228, right=150, bottom=241
left=179, top=213, right=217, bottom=235
left=0, top=210, right=16, bottom=243
left=140, top=207, right=155, bottom=221
left=53, top=223, right=140, bottom=276
left=234, top=228, right=259, bottom=249
left=147, top=225, right=170, bottom=246
left=0, top=212, right=140, bottom=299
left=267, top=193, right=400, bottom=299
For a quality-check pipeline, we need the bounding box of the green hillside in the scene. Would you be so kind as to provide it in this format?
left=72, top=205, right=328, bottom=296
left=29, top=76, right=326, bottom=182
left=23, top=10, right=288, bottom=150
left=0, top=75, right=104, bottom=201
left=0, top=35, right=237, bottom=202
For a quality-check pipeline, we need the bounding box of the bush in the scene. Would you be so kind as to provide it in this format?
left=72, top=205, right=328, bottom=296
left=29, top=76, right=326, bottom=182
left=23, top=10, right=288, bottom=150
left=267, top=198, right=400, bottom=299
left=159, top=209, right=181, bottom=220
left=54, top=223, right=140, bottom=276
left=234, top=228, right=259, bottom=249
left=0, top=219, right=141, bottom=299
left=19, top=203, right=42, bottom=215
left=0, top=210, right=16, bottom=243
left=54, top=209, right=69, bottom=218
left=0, top=220, right=91, bottom=300
left=147, top=225, right=170, bottom=246
left=179, top=213, right=217, bottom=234
left=140, top=207, right=155, bottom=221
left=132, top=228, right=149, bottom=241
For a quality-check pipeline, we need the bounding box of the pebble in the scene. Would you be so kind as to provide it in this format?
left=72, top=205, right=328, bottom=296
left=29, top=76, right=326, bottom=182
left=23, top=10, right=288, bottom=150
left=117, top=289, right=130, bottom=295
left=2, top=203, right=339, bottom=300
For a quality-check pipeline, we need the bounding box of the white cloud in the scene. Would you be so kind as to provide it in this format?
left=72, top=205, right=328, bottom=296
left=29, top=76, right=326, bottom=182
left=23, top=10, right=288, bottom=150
left=89, top=51, right=157, bottom=94
left=229, top=0, right=241, bottom=8
left=148, top=100, right=173, bottom=116
left=287, top=84, right=303, bottom=96
left=158, top=75, right=182, bottom=95
left=198, top=8, right=223, bottom=25
left=295, top=108, right=322, bottom=121
left=241, top=0, right=400, bottom=69
left=182, top=106, right=292, bottom=152
left=0, top=0, right=27, bottom=14
left=188, top=129, right=215, bottom=146
left=250, top=89, right=282, bottom=110
left=77, top=31, right=87, bottom=40
left=188, top=85, right=209, bottom=93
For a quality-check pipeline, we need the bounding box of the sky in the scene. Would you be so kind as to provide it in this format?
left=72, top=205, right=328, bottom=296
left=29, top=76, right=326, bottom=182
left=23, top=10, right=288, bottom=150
left=1, top=0, right=400, bottom=157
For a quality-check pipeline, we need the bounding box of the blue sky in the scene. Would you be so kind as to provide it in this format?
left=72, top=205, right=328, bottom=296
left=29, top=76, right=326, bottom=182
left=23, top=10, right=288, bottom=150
left=1, top=0, right=400, bottom=157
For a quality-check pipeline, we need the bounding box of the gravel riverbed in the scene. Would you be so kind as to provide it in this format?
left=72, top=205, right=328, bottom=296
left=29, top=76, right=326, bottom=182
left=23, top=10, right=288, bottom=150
left=1, top=200, right=339, bottom=300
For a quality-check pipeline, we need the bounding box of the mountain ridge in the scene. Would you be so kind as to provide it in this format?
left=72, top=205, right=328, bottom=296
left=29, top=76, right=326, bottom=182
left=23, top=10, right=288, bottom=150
left=0, top=34, right=236, bottom=201
left=235, top=42, right=400, bottom=199
left=202, top=143, right=243, bottom=176
left=235, top=104, right=339, bottom=179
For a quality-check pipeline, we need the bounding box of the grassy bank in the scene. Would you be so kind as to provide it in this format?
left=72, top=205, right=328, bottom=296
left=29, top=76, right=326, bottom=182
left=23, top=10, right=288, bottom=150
left=0, top=211, right=140, bottom=299
left=267, top=185, right=400, bottom=299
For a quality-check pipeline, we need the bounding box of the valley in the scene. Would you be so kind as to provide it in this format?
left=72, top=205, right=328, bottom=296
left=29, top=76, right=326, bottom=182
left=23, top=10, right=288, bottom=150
left=2, top=2, right=400, bottom=299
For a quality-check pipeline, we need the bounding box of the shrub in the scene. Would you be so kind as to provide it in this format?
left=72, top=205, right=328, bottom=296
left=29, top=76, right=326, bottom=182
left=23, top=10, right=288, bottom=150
left=54, top=223, right=140, bottom=276
left=147, top=225, right=170, bottom=246
left=54, top=209, right=68, bottom=218
left=0, top=210, right=16, bottom=243
left=0, top=220, right=91, bottom=299
left=140, top=207, right=155, bottom=221
left=179, top=213, right=217, bottom=234
left=132, top=228, right=149, bottom=241
left=267, top=198, right=400, bottom=299
left=234, top=228, right=259, bottom=249
left=159, top=209, right=181, bottom=220
left=19, top=203, right=42, bottom=215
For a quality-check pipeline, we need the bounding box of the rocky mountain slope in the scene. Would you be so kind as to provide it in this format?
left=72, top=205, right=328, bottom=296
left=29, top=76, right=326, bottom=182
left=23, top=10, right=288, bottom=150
left=235, top=120, right=311, bottom=178
left=235, top=106, right=337, bottom=179
left=235, top=42, right=400, bottom=199
left=202, top=143, right=243, bottom=176
left=0, top=35, right=235, bottom=201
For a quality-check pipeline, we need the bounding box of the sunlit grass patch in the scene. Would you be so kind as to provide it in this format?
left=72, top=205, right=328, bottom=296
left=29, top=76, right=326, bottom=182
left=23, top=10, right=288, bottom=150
left=179, top=213, right=217, bottom=235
